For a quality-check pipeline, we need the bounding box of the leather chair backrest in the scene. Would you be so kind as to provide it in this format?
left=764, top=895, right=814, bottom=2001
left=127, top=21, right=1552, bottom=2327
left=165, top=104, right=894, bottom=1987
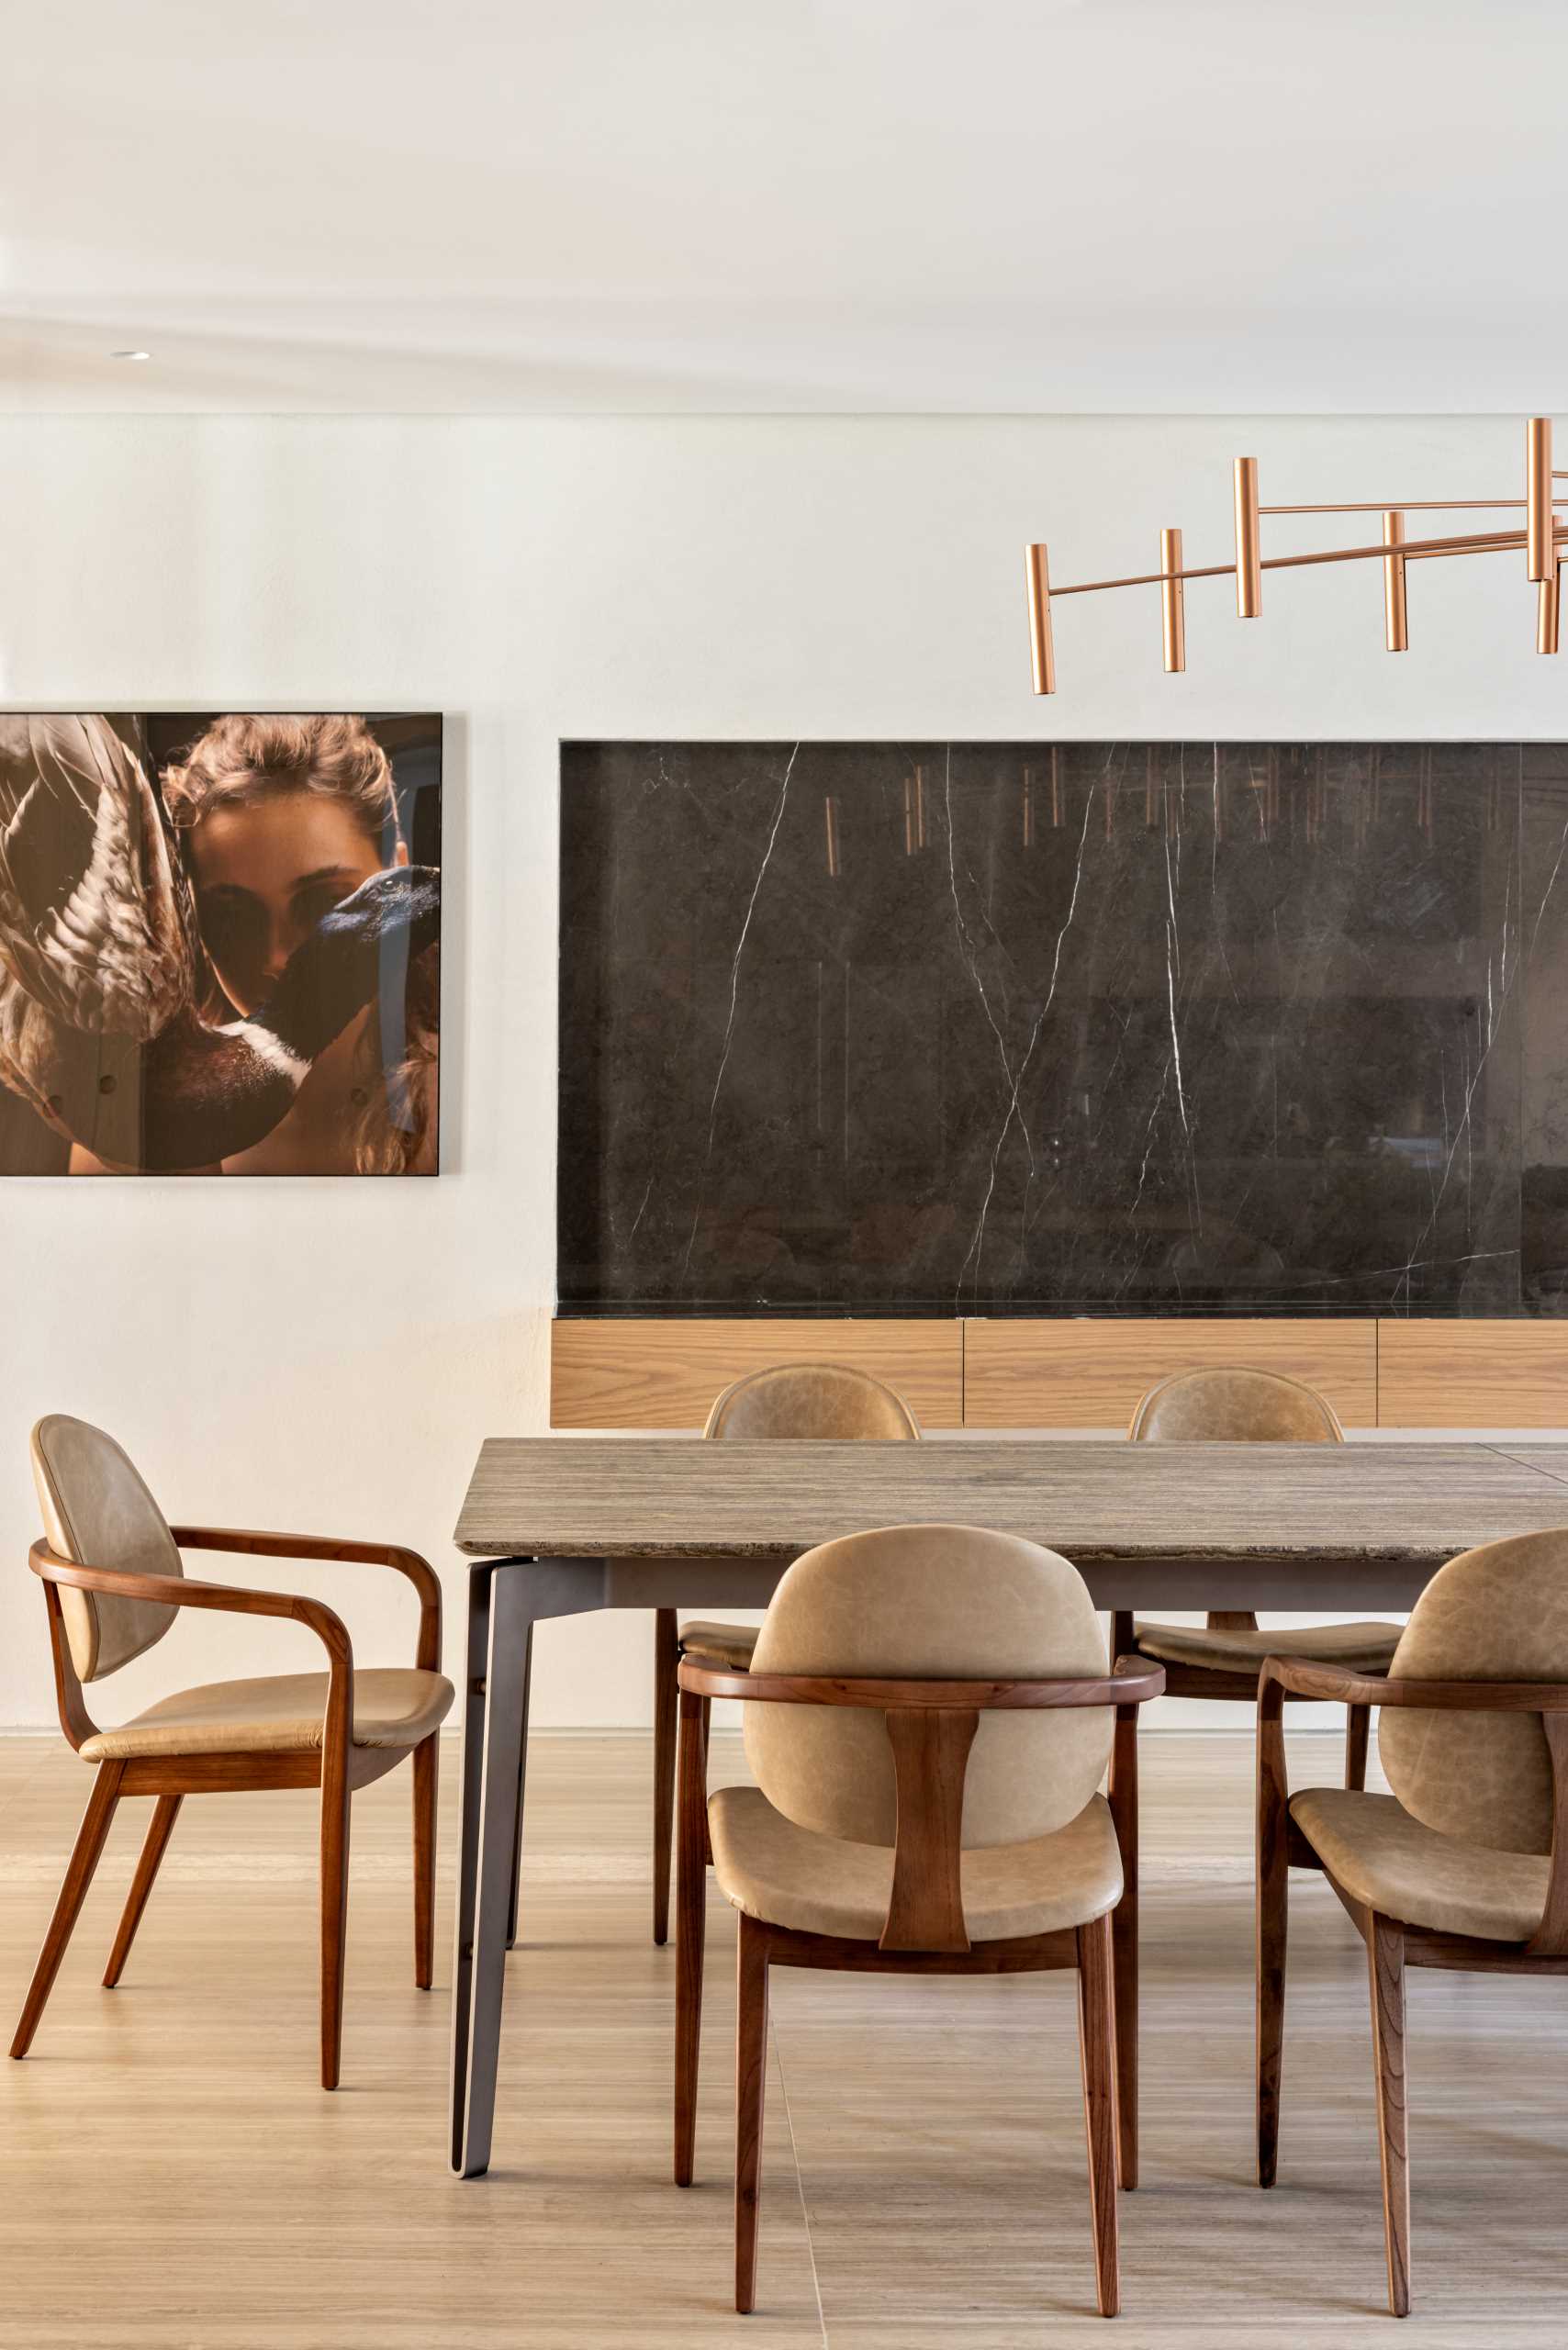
left=31, top=1416, right=183, bottom=1682
left=745, top=1523, right=1109, bottom=1850
left=705, top=1362, right=920, bottom=1441
left=1128, top=1365, right=1344, bottom=1443
left=1380, top=1530, right=1568, bottom=1855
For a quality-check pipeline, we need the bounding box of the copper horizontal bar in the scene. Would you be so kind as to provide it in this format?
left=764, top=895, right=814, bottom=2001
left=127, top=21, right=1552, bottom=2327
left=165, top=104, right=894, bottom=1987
left=1261, top=498, right=1528, bottom=514
left=1048, top=520, right=1563, bottom=599
left=1402, top=532, right=1545, bottom=562
left=1049, top=564, right=1235, bottom=597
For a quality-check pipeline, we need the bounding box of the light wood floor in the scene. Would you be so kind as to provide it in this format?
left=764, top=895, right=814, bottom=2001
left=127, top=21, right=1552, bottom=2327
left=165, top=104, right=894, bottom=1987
left=2, top=1728, right=1564, bottom=2347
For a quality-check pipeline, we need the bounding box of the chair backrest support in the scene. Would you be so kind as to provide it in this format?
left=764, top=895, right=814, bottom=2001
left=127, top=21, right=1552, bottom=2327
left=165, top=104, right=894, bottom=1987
left=745, top=1523, right=1110, bottom=1853
left=30, top=1416, right=183, bottom=1683
left=704, top=1362, right=921, bottom=1441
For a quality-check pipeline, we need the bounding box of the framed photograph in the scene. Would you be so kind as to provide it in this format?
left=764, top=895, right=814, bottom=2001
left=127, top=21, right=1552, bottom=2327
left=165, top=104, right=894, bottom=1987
left=0, top=712, right=441, bottom=1174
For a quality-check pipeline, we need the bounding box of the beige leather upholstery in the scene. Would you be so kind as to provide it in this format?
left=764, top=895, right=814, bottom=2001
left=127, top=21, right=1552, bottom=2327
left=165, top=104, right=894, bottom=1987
left=1378, top=1530, right=1568, bottom=1856
left=1134, top=1619, right=1400, bottom=1673
left=1127, top=1365, right=1345, bottom=1443
left=1290, top=1788, right=1549, bottom=1942
left=745, top=1524, right=1110, bottom=1852
left=31, top=1415, right=184, bottom=1683
left=703, top=1362, right=922, bottom=1441
left=678, top=1619, right=760, bottom=1671
left=681, top=1361, right=920, bottom=1669
left=709, top=1784, right=1122, bottom=1942
left=79, top=1666, right=454, bottom=1761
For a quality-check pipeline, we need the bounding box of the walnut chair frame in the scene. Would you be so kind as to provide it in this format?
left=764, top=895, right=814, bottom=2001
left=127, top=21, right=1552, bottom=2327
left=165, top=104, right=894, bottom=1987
left=675, top=1653, right=1164, bottom=2318
left=13, top=1528, right=442, bottom=2090
left=1257, top=1654, right=1568, bottom=2318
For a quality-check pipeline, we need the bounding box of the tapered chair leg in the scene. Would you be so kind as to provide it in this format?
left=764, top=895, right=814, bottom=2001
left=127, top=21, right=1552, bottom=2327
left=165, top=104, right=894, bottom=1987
left=652, top=1608, right=678, bottom=1944
left=1345, top=1703, right=1371, bottom=1791
left=1076, top=1913, right=1120, bottom=2320
left=104, top=1793, right=182, bottom=1988
left=1107, top=1675, right=1139, bottom=2190
left=1257, top=1684, right=1290, bottom=2188
left=412, top=1731, right=439, bottom=1989
left=734, top=1913, right=770, bottom=2317
left=1367, top=1912, right=1411, bottom=2318
left=319, top=1771, right=353, bottom=2091
left=11, top=1763, right=124, bottom=2059
left=674, top=1689, right=708, bottom=2188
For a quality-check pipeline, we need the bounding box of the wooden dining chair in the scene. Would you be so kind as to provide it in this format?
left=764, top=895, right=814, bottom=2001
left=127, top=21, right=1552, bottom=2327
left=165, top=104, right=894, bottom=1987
left=649, top=1361, right=920, bottom=1942
left=11, top=1414, right=454, bottom=2088
left=672, top=1521, right=1163, bottom=2317
left=1115, top=1365, right=1399, bottom=1790
left=1257, top=1529, right=1568, bottom=2316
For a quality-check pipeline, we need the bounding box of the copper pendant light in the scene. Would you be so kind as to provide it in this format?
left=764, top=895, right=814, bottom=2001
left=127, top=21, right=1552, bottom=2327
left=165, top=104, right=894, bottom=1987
left=1024, top=418, right=1564, bottom=691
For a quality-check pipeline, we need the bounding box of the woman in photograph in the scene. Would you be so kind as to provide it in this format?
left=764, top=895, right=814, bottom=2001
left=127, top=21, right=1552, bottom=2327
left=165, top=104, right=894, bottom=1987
left=57, top=705, right=434, bottom=1165
left=165, top=713, right=438, bottom=1173
left=0, top=711, right=441, bottom=1175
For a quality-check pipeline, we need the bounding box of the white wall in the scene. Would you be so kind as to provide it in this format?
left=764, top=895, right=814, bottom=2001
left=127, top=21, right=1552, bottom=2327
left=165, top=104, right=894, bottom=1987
left=1, top=413, right=1563, bottom=1733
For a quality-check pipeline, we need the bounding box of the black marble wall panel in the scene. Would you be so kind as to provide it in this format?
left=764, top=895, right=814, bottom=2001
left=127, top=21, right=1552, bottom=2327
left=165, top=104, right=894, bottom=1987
left=558, top=742, right=1568, bottom=1318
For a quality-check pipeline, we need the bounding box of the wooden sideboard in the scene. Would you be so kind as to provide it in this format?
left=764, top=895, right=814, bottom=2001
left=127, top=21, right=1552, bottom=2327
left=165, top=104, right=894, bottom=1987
left=550, top=1317, right=963, bottom=1429
left=551, top=1315, right=1568, bottom=1429
left=1376, top=1319, right=1568, bottom=1427
left=961, top=1317, right=1377, bottom=1427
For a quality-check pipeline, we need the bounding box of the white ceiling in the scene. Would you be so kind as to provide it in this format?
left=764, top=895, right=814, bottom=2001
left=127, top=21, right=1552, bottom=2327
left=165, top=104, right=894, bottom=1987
left=4, top=0, right=1564, bottom=414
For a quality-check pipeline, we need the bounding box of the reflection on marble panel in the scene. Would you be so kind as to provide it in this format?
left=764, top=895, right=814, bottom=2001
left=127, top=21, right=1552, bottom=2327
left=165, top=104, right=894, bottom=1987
left=558, top=742, right=1568, bottom=1317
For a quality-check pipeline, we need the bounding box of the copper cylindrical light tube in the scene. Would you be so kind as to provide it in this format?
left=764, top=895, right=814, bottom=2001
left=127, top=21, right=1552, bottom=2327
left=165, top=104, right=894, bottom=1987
left=1529, top=418, right=1554, bottom=581
left=1540, top=566, right=1562, bottom=656
left=1025, top=543, right=1056, bottom=694
left=1382, top=511, right=1408, bottom=652
left=1234, top=458, right=1261, bottom=616
left=1160, top=527, right=1186, bottom=672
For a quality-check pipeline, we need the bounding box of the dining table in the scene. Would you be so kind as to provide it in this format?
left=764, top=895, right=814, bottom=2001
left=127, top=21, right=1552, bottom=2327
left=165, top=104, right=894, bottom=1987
left=447, top=1434, right=1568, bottom=2177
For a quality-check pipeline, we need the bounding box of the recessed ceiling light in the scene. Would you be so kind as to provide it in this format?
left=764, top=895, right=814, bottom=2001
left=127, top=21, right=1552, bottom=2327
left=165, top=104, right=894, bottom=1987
left=109, top=349, right=151, bottom=362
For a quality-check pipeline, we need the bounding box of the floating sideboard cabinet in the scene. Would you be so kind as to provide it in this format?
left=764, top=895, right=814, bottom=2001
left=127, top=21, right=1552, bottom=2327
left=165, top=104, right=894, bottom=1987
left=556, top=740, right=1568, bottom=1429
left=550, top=1317, right=1568, bottom=1428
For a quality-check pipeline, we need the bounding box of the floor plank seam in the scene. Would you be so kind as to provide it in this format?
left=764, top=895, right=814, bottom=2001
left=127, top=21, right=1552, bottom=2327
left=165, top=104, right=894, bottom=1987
left=772, top=2016, right=831, bottom=2347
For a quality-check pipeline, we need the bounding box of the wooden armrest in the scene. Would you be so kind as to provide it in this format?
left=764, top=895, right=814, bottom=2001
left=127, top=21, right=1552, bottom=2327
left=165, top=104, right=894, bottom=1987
left=170, top=1526, right=440, bottom=1672
left=30, top=1538, right=355, bottom=1762
left=29, top=1539, right=352, bottom=1671
left=1260, top=1655, right=1568, bottom=1711
left=676, top=1662, right=1166, bottom=1707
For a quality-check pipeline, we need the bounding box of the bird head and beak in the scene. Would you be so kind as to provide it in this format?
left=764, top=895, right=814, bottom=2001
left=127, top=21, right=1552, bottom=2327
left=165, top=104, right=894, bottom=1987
left=0, top=714, right=195, bottom=1037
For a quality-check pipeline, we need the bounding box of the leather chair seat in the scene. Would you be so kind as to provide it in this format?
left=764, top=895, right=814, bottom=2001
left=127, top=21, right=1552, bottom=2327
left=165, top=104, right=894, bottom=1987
left=707, top=1783, right=1123, bottom=1943
left=678, top=1619, right=760, bottom=1671
left=80, top=1667, right=454, bottom=1761
left=1134, top=1618, right=1401, bottom=1673
left=1291, top=1788, right=1549, bottom=1942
